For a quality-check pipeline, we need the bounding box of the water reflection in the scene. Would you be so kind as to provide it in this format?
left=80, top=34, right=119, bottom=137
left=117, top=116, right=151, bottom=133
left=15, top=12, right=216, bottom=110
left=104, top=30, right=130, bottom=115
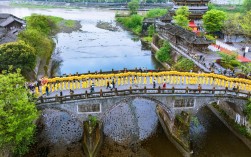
left=192, top=107, right=251, bottom=157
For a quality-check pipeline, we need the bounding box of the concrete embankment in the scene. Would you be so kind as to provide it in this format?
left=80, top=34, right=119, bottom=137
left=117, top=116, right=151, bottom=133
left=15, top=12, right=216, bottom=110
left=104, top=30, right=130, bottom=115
left=207, top=105, right=251, bottom=150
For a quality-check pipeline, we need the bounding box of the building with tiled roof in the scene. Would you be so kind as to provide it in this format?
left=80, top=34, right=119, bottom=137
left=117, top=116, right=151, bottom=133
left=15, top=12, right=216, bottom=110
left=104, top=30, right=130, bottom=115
left=170, top=0, right=210, bottom=20
left=0, top=13, right=25, bottom=45
left=156, top=23, right=212, bottom=52
left=0, top=13, right=25, bottom=30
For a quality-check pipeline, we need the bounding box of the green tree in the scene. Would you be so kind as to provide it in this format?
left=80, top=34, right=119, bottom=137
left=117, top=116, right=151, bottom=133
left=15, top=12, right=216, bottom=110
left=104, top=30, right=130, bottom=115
left=239, top=62, right=251, bottom=75
left=116, top=14, right=143, bottom=34
left=243, top=0, right=251, bottom=12
left=218, top=52, right=240, bottom=69
left=0, top=41, right=36, bottom=75
left=241, top=11, right=251, bottom=39
left=173, top=6, right=190, bottom=29
left=128, top=0, right=139, bottom=15
left=156, top=42, right=171, bottom=62
left=26, top=14, right=57, bottom=35
left=207, top=2, right=215, bottom=11
left=18, top=29, right=54, bottom=57
left=202, top=9, right=227, bottom=33
left=0, top=69, right=38, bottom=156
left=173, top=15, right=190, bottom=29
left=175, top=6, right=190, bottom=17
left=223, top=13, right=242, bottom=42
left=146, top=8, right=167, bottom=18
left=219, top=52, right=237, bottom=64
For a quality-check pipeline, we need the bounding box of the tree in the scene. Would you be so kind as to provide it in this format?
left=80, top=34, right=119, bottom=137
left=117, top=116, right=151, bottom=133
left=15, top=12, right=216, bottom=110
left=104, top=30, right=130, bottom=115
left=146, top=8, right=167, bottom=18
left=241, top=11, right=251, bottom=39
left=18, top=29, right=54, bottom=58
left=239, top=62, right=251, bottom=75
left=173, top=15, right=190, bottom=29
left=0, top=41, right=36, bottom=75
left=218, top=52, right=240, bottom=69
left=175, top=6, right=190, bottom=17
left=0, top=69, right=38, bottom=156
left=128, top=0, right=139, bottom=15
left=202, top=9, right=227, bottom=33
left=243, top=0, right=251, bottom=12
left=156, top=42, right=171, bottom=62
left=173, top=6, right=190, bottom=29
left=25, top=14, right=57, bottom=35
left=207, top=2, right=215, bottom=11
left=219, top=52, right=237, bottom=63
left=223, top=13, right=242, bottom=42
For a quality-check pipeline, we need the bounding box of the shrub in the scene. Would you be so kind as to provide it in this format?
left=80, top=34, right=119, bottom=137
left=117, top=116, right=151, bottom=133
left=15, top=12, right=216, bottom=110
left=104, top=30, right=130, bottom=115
left=173, top=57, right=194, bottom=71
left=156, top=42, right=171, bottom=62
left=147, top=25, right=155, bottom=37
left=205, top=34, right=216, bottom=43
left=146, top=8, right=167, bottom=18
left=116, top=15, right=143, bottom=35
left=230, top=60, right=241, bottom=67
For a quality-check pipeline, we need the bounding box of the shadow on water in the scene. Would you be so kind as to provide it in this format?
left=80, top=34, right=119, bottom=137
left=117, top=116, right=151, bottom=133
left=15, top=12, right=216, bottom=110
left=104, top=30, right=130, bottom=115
left=99, top=123, right=182, bottom=157
left=191, top=106, right=251, bottom=157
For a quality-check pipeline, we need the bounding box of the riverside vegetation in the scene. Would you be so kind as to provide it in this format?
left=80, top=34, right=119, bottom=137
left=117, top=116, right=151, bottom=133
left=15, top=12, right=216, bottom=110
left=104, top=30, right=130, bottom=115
left=0, top=14, right=80, bottom=79
left=116, top=4, right=197, bottom=71
left=0, top=69, right=39, bottom=156
left=0, top=14, right=80, bottom=156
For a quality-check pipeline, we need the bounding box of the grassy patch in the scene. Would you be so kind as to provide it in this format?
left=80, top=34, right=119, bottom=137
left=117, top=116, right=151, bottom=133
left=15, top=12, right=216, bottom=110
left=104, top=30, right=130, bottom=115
left=116, top=15, right=143, bottom=35
left=64, top=20, right=75, bottom=28
left=46, top=16, right=76, bottom=28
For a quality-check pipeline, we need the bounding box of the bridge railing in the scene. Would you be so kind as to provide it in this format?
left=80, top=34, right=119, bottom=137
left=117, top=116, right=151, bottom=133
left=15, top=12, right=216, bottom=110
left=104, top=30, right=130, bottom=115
left=37, top=87, right=250, bottom=104
left=38, top=70, right=251, bottom=96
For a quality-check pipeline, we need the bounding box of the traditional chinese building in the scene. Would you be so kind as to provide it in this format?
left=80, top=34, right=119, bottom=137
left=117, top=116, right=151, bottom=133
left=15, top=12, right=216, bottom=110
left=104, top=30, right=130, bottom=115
left=156, top=23, right=212, bottom=53
left=0, top=13, right=25, bottom=31
left=170, top=0, right=210, bottom=20
left=0, top=13, right=25, bottom=44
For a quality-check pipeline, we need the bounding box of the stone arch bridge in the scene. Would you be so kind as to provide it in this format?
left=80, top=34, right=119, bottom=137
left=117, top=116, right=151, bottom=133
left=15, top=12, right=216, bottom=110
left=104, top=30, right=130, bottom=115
left=37, top=87, right=248, bottom=121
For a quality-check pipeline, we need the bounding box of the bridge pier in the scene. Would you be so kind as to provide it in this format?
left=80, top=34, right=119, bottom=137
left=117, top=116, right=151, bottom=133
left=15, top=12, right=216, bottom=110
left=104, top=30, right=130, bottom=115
left=156, top=105, right=192, bottom=157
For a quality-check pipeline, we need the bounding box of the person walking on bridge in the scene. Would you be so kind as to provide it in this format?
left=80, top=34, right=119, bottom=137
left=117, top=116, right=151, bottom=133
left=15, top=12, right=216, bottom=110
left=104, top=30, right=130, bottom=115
left=106, top=81, right=110, bottom=89
left=153, top=79, right=156, bottom=89
left=163, top=79, right=166, bottom=89
left=198, top=84, right=202, bottom=93
left=46, top=85, right=49, bottom=96
left=112, top=79, right=115, bottom=89
left=90, top=83, right=95, bottom=93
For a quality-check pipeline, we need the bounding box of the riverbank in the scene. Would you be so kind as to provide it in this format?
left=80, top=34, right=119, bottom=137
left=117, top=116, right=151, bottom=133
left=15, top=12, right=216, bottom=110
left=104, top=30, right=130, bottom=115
left=23, top=15, right=82, bottom=80
left=208, top=104, right=251, bottom=150
left=10, top=1, right=172, bottom=9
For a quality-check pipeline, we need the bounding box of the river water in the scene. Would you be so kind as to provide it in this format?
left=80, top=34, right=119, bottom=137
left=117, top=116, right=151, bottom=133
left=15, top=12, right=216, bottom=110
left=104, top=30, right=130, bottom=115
left=0, top=6, right=162, bottom=74
left=1, top=6, right=250, bottom=157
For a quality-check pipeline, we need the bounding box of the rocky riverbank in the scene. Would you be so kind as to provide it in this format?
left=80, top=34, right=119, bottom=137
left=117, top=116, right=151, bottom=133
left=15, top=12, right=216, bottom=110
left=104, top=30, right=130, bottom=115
left=24, top=109, right=84, bottom=157
left=58, top=20, right=82, bottom=33
left=96, top=21, right=119, bottom=31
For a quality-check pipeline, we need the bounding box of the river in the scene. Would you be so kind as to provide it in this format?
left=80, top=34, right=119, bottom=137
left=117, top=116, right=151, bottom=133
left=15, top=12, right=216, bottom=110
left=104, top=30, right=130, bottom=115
left=0, top=6, right=162, bottom=74
left=0, top=6, right=250, bottom=157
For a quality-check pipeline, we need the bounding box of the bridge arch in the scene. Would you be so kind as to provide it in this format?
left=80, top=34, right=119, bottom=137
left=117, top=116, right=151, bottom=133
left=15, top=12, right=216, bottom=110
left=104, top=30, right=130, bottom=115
left=100, top=96, right=173, bottom=144
left=100, top=96, right=173, bottom=121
